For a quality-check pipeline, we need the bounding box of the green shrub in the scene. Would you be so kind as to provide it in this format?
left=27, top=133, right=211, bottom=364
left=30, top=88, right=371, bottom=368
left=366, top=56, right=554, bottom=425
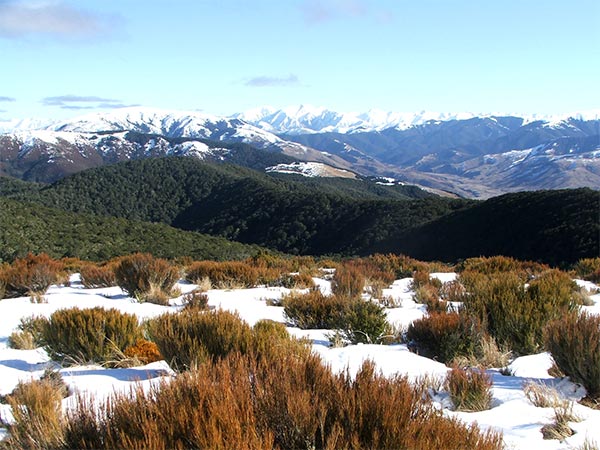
left=283, top=290, right=350, bottom=329
left=446, top=366, right=493, bottom=412
left=43, top=307, right=142, bottom=365
left=461, top=269, right=577, bottom=355
left=545, top=312, right=600, bottom=400
left=341, top=299, right=389, bottom=344
left=331, top=263, right=365, bottom=298
left=0, top=253, right=62, bottom=299
left=113, top=253, right=180, bottom=304
left=407, top=311, right=482, bottom=363
left=277, top=272, right=315, bottom=289
left=251, top=319, right=310, bottom=360
left=146, top=309, right=253, bottom=371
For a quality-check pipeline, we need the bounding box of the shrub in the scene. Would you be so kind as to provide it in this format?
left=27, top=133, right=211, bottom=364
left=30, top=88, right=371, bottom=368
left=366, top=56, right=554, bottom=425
left=43, top=307, right=142, bottom=365
left=123, top=339, right=163, bottom=365
left=545, top=312, right=600, bottom=400
left=79, top=263, right=116, bottom=288
left=185, top=260, right=260, bottom=288
left=277, top=272, right=315, bottom=289
left=331, top=263, right=365, bottom=298
left=0, top=253, right=62, bottom=299
left=572, top=257, right=600, bottom=283
left=461, top=269, right=576, bottom=355
left=446, top=366, right=493, bottom=412
left=413, top=283, right=440, bottom=305
left=283, top=290, right=349, bottom=329
left=251, top=319, right=310, bottom=360
left=1, top=378, right=65, bottom=449
left=340, top=299, right=389, bottom=344
left=458, top=255, right=548, bottom=278
left=22, top=352, right=503, bottom=450
left=114, top=253, right=180, bottom=304
left=181, top=289, right=209, bottom=310
left=8, top=315, right=49, bottom=350
left=146, top=309, right=253, bottom=371
left=411, top=269, right=430, bottom=289
left=407, top=311, right=483, bottom=363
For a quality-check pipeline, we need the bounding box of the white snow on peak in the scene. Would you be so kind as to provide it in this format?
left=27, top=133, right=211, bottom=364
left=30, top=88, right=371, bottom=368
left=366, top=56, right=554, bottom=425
left=265, top=162, right=354, bottom=178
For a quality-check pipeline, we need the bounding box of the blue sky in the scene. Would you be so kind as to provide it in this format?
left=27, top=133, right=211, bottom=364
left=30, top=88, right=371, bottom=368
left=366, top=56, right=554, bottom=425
left=0, top=0, right=598, bottom=120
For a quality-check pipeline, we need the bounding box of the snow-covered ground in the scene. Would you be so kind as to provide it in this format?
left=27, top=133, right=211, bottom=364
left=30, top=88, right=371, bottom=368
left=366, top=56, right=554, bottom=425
left=1, top=273, right=599, bottom=449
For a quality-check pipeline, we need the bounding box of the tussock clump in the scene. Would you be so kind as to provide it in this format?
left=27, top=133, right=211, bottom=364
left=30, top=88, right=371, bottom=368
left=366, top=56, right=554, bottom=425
left=446, top=366, right=493, bottom=412
left=523, top=381, right=563, bottom=408
left=79, top=262, right=117, bottom=288
left=43, top=307, right=142, bottom=366
left=146, top=309, right=253, bottom=371
left=0, top=253, right=62, bottom=300
left=545, top=311, right=600, bottom=400
left=114, top=253, right=180, bottom=304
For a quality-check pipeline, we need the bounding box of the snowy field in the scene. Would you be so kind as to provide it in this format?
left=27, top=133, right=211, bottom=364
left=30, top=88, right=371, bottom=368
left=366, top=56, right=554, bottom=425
left=1, top=273, right=599, bottom=449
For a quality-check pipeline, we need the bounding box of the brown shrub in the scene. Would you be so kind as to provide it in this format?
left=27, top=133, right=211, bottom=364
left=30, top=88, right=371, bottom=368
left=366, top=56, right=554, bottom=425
left=545, top=311, right=600, bottom=400
left=411, top=269, right=431, bottom=289
left=277, top=272, right=315, bottom=289
left=413, top=283, right=440, bottom=304
left=573, top=257, right=600, bottom=283
left=0, top=253, right=62, bottom=299
left=446, top=366, right=493, bottom=412
left=282, top=290, right=349, bottom=329
left=1, top=378, right=65, bottom=449
left=185, top=260, right=260, bottom=288
left=114, top=253, right=180, bottom=304
left=331, top=263, right=365, bottom=298
left=406, top=311, right=483, bottom=363
left=30, top=352, right=502, bottom=450
left=459, top=255, right=548, bottom=278
left=79, top=262, right=117, bottom=288
left=123, top=339, right=163, bottom=365
left=181, top=289, right=209, bottom=311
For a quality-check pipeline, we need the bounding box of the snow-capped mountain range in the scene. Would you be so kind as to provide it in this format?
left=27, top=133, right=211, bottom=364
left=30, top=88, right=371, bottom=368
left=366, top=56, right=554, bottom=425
left=1, top=106, right=599, bottom=197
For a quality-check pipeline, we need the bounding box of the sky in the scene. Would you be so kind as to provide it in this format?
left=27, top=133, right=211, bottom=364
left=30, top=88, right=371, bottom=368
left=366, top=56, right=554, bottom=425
left=0, top=0, right=599, bottom=120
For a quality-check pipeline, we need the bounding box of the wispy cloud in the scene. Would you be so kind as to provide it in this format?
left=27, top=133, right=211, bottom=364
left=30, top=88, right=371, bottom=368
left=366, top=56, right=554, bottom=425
left=41, top=95, right=132, bottom=110
left=0, top=1, right=121, bottom=40
left=0, top=96, right=16, bottom=102
left=245, top=74, right=300, bottom=88
left=300, top=0, right=392, bottom=25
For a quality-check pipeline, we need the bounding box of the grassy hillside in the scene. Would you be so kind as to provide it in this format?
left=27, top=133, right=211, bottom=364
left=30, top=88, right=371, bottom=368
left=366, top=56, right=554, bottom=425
left=375, top=188, right=600, bottom=266
left=0, top=197, right=264, bottom=263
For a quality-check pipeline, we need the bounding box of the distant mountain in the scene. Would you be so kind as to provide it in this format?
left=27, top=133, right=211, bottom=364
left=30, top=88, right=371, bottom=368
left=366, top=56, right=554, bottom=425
left=1, top=106, right=599, bottom=196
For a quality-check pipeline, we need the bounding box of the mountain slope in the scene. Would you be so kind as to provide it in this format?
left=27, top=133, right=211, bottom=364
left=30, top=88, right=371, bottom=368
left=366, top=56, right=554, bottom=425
left=374, top=188, right=600, bottom=266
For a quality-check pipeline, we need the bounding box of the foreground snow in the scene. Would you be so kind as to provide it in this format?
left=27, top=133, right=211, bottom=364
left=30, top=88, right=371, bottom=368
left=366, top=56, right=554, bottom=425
left=0, top=274, right=599, bottom=449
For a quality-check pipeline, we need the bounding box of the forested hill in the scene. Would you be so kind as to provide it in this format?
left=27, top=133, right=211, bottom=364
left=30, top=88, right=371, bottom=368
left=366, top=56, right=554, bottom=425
left=0, top=197, right=264, bottom=263
left=1, top=158, right=596, bottom=264
left=375, top=188, right=600, bottom=266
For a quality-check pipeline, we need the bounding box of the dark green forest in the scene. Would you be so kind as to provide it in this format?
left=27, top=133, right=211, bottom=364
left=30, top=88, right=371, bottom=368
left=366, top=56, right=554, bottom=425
left=1, top=156, right=597, bottom=265
left=0, top=197, right=262, bottom=263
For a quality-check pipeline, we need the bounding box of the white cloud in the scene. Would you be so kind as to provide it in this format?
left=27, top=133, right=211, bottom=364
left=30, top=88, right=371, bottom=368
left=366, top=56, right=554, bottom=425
left=245, top=74, right=300, bottom=88
left=0, top=1, right=120, bottom=40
